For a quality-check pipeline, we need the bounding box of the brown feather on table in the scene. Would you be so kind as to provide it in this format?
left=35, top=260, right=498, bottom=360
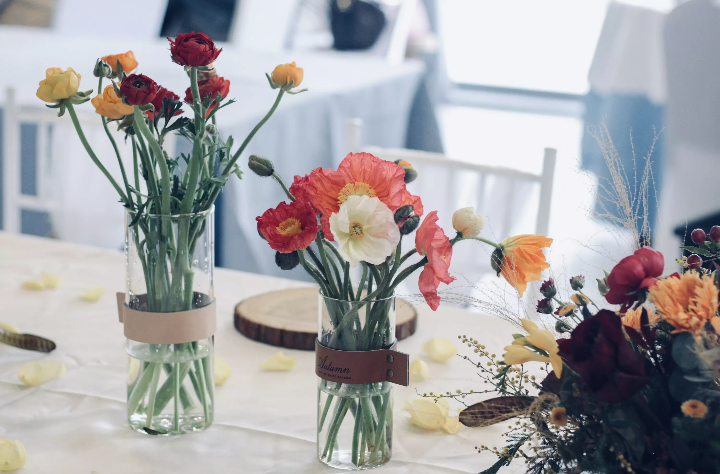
left=0, top=328, right=57, bottom=353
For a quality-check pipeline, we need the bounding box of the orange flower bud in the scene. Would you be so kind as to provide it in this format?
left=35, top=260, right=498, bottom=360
left=101, top=51, right=138, bottom=75
left=91, top=84, right=133, bottom=120
left=271, top=62, right=303, bottom=88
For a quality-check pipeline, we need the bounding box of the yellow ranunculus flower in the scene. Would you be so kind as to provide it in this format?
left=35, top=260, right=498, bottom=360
left=36, top=67, right=81, bottom=103
left=91, top=84, right=133, bottom=120
left=271, top=61, right=303, bottom=87
left=101, top=51, right=138, bottom=74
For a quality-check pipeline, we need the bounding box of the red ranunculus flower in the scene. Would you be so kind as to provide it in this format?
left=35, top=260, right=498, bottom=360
left=168, top=32, right=222, bottom=67
left=146, top=87, right=183, bottom=120
left=119, top=74, right=159, bottom=106
left=557, top=310, right=651, bottom=403
left=257, top=200, right=319, bottom=253
left=184, top=75, right=230, bottom=116
left=605, top=247, right=664, bottom=309
left=415, top=211, right=456, bottom=310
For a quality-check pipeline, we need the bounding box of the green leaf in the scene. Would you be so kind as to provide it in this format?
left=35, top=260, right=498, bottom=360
left=672, top=332, right=700, bottom=370
left=681, top=246, right=713, bottom=257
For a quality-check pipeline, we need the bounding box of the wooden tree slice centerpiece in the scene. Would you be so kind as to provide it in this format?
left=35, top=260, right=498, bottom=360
left=234, top=287, right=418, bottom=351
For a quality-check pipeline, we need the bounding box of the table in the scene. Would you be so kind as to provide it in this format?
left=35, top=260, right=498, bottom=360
left=0, top=26, right=424, bottom=275
left=0, top=232, right=522, bottom=473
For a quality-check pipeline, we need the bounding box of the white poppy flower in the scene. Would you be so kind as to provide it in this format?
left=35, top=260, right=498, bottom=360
left=329, top=195, right=400, bottom=267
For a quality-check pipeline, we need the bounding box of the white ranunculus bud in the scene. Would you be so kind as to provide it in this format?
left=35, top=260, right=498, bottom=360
left=452, top=207, right=484, bottom=237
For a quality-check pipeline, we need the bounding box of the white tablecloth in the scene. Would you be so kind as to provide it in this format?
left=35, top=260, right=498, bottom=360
left=0, top=26, right=423, bottom=272
left=0, top=232, right=522, bottom=474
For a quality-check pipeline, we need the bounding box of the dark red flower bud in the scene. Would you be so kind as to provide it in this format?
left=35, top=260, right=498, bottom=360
left=687, top=253, right=703, bottom=269
left=710, top=225, right=720, bottom=242
left=120, top=74, right=159, bottom=106
left=168, top=32, right=222, bottom=67
left=570, top=275, right=585, bottom=291
left=691, top=228, right=707, bottom=245
left=536, top=298, right=554, bottom=314
left=539, top=278, right=557, bottom=298
left=185, top=75, right=230, bottom=117
left=145, top=87, right=183, bottom=120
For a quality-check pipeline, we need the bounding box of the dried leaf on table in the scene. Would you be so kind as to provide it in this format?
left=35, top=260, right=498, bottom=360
left=459, top=395, right=535, bottom=427
left=0, top=329, right=56, bottom=353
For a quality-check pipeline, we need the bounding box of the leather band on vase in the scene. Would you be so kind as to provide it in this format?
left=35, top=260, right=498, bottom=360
left=116, top=292, right=217, bottom=344
left=315, top=339, right=410, bottom=386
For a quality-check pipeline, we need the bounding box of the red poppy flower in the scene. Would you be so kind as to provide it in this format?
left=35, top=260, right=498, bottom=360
left=605, top=247, right=664, bottom=309
left=184, top=75, right=230, bottom=117
left=415, top=211, right=456, bottom=310
left=146, top=87, right=183, bottom=120
left=168, top=32, right=222, bottom=67
left=289, top=152, right=407, bottom=241
left=119, top=73, right=159, bottom=106
left=256, top=200, right=319, bottom=253
left=401, top=190, right=424, bottom=217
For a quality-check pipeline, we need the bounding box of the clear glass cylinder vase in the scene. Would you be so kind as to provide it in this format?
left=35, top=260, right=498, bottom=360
left=124, top=208, right=214, bottom=435
left=317, top=293, right=396, bottom=470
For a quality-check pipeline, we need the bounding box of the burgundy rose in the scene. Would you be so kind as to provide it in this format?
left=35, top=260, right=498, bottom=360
left=184, top=75, right=230, bottom=116
left=120, top=74, right=159, bottom=106
left=605, top=247, right=664, bottom=309
left=557, top=310, right=651, bottom=403
left=168, top=32, right=222, bottom=67
left=146, top=87, right=183, bottom=120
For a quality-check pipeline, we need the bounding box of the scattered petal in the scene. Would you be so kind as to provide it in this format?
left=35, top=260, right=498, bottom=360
left=0, top=439, right=26, bottom=471
left=40, top=273, right=61, bottom=289
left=441, top=416, right=462, bottom=434
left=214, top=357, right=232, bottom=385
left=402, top=397, right=449, bottom=430
left=22, top=280, right=44, bottom=291
left=421, top=338, right=457, bottom=362
left=127, top=357, right=140, bottom=384
left=18, top=360, right=66, bottom=386
left=80, top=286, right=104, bottom=302
left=0, top=322, right=20, bottom=334
left=260, top=352, right=296, bottom=371
left=409, top=358, right=430, bottom=382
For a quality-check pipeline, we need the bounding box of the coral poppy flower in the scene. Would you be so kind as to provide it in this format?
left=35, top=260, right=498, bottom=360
left=649, top=271, right=719, bottom=334
left=256, top=200, right=319, bottom=253
left=415, top=211, right=456, bottom=310
left=491, top=235, right=552, bottom=296
left=289, top=153, right=407, bottom=241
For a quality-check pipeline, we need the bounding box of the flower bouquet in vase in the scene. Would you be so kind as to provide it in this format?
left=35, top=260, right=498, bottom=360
left=250, top=151, right=536, bottom=468
left=37, top=32, right=305, bottom=435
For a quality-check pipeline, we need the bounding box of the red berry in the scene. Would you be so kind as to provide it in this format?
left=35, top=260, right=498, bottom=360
left=687, top=254, right=703, bottom=269
left=691, top=228, right=707, bottom=245
left=710, top=226, right=720, bottom=242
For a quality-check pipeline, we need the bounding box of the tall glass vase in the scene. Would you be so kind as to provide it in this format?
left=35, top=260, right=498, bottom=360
left=124, top=208, right=215, bottom=435
left=317, top=293, right=396, bottom=469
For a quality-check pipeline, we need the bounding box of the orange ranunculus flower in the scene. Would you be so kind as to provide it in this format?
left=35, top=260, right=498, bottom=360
left=620, top=306, right=659, bottom=331
left=101, top=51, right=138, bottom=75
left=289, top=152, right=408, bottom=241
left=91, top=84, right=133, bottom=119
left=271, top=61, right=303, bottom=87
left=649, top=271, right=719, bottom=334
left=36, top=67, right=81, bottom=103
left=491, top=235, right=552, bottom=296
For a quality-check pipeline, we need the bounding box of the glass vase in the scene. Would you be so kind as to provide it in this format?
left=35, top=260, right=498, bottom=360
left=317, top=293, right=395, bottom=470
left=124, top=208, right=214, bottom=435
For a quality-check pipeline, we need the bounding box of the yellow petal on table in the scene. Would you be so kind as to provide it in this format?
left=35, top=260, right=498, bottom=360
left=402, top=397, right=450, bottom=430
left=18, top=360, right=66, bottom=386
left=0, top=438, right=26, bottom=471
left=80, top=286, right=104, bottom=302
left=214, top=357, right=232, bottom=385
left=421, top=338, right=457, bottom=362
left=441, top=416, right=462, bottom=434
left=40, top=273, right=61, bottom=289
left=409, top=358, right=430, bottom=382
left=0, top=322, right=20, bottom=334
left=260, top=351, right=296, bottom=371
left=21, top=280, right=44, bottom=290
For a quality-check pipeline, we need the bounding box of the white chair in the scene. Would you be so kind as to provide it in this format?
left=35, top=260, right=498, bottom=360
left=345, top=118, right=556, bottom=297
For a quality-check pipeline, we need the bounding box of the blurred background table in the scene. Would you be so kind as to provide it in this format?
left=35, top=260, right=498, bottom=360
left=0, top=231, right=522, bottom=474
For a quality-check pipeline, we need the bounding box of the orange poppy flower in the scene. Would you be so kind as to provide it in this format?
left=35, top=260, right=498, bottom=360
left=491, top=235, right=552, bottom=296
left=289, top=152, right=408, bottom=241
left=649, top=271, right=719, bottom=334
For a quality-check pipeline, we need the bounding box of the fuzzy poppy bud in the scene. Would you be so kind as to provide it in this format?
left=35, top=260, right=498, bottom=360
left=93, top=59, right=113, bottom=78
left=490, top=247, right=504, bottom=275
left=597, top=276, right=609, bottom=296
left=570, top=275, right=585, bottom=291
left=400, top=215, right=420, bottom=235
left=539, top=278, right=556, bottom=298
left=394, top=205, right=414, bottom=223
left=248, top=155, right=274, bottom=177
left=555, top=320, right=572, bottom=334
left=536, top=298, right=554, bottom=314
left=710, top=226, right=720, bottom=242
left=205, top=123, right=217, bottom=135
left=691, top=228, right=707, bottom=245
left=687, top=253, right=703, bottom=269
left=394, top=159, right=418, bottom=183
left=275, top=250, right=300, bottom=270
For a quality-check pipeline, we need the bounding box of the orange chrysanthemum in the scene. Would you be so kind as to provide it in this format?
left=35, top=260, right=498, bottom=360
left=492, top=235, right=552, bottom=296
left=621, top=306, right=660, bottom=332
left=648, top=272, right=719, bottom=334
left=680, top=399, right=708, bottom=418
left=290, top=153, right=420, bottom=240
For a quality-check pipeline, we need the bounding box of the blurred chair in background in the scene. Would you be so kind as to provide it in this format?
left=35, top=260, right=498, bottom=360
left=54, top=0, right=169, bottom=38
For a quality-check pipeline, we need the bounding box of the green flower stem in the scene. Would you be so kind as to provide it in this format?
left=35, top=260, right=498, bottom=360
left=355, top=263, right=369, bottom=301
left=373, top=391, right=391, bottom=452
left=317, top=233, right=339, bottom=298
left=102, top=117, right=133, bottom=206
left=466, top=236, right=501, bottom=248
left=272, top=172, right=295, bottom=201
left=66, top=103, right=129, bottom=205
left=360, top=397, right=377, bottom=452
left=299, top=250, right=330, bottom=297
left=351, top=402, right=362, bottom=466
left=127, top=362, right=156, bottom=416
left=318, top=393, right=334, bottom=432
left=97, top=76, right=103, bottom=95
left=131, top=139, right=140, bottom=194
left=144, top=361, right=163, bottom=429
